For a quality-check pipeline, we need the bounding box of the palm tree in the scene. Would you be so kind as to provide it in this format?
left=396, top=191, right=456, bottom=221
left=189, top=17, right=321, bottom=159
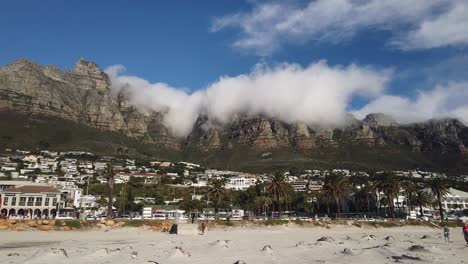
left=373, top=172, right=400, bottom=219
left=104, top=163, right=115, bottom=219
left=320, top=187, right=333, bottom=215
left=324, top=172, right=350, bottom=219
left=362, top=182, right=376, bottom=214
left=414, top=188, right=432, bottom=218
left=207, top=179, right=226, bottom=219
left=400, top=180, right=418, bottom=211
left=349, top=173, right=368, bottom=213
left=265, top=172, right=292, bottom=217
left=427, top=176, right=450, bottom=222
left=255, top=196, right=272, bottom=217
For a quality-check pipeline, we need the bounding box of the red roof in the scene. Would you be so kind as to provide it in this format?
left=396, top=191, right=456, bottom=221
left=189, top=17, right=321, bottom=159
left=116, top=173, right=165, bottom=177
left=2, top=185, right=61, bottom=194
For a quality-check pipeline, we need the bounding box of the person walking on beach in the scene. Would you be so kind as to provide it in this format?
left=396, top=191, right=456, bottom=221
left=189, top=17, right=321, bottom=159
left=463, top=223, right=468, bottom=245
left=200, top=221, right=206, bottom=235
left=443, top=226, right=451, bottom=245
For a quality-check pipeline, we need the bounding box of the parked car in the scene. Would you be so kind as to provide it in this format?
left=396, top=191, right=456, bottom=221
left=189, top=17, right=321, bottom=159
left=119, top=215, right=131, bottom=220
left=152, top=214, right=166, bottom=220
left=85, top=215, right=97, bottom=220
left=55, top=214, right=74, bottom=220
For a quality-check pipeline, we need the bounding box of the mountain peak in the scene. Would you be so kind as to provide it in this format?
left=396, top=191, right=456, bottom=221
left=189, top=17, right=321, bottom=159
left=1, top=59, right=40, bottom=72
left=363, top=113, right=398, bottom=128
left=71, top=58, right=105, bottom=76
left=71, top=58, right=110, bottom=90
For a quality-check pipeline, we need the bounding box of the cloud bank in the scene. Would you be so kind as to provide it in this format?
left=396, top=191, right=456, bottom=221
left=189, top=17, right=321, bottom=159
left=211, top=0, right=468, bottom=55
left=352, top=82, right=468, bottom=124
left=107, top=61, right=391, bottom=137
left=107, top=62, right=468, bottom=138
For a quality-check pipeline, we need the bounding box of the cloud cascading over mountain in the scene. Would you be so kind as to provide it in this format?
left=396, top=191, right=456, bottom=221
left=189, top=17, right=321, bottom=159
left=352, top=81, right=468, bottom=124
left=107, top=61, right=390, bottom=137
left=107, top=61, right=468, bottom=138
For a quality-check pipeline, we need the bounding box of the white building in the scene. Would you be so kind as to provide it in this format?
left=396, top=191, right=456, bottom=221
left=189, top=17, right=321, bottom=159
left=0, top=185, right=64, bottom=219
left=79, top=195, right=98, bottom=208
left=291, top=180, right=308, bottom=192
left=443, top=188, right=468, bottom=211
left=134, top=197, right=156, bottom=204
left=225, top=176, right=257, bottom=190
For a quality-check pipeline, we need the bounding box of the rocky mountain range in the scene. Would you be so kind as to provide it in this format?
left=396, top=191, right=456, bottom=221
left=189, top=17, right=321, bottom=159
left=1, top=59, right=467, bottom=172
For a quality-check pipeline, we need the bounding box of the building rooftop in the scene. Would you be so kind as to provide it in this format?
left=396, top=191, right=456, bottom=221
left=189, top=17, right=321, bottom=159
left=447, top=188, right=468, bottom=198
left=1, top=185, right=61, bottom=194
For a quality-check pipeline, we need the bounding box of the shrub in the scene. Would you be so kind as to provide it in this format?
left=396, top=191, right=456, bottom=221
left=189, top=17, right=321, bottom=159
left=54, top=220, right=62, bottom=227
left=263, top=219, right=288, bottom=226
left=371, top=221, right=399, bottom=228
left=224, top=220, right=234, bottom=227
left=294, top=219, right=304, bottom=226
left=123, top=220, right=144, bottom=227
left=64, top=220, right=82, bottom=229
left=444, top=221, right=464, bottom=227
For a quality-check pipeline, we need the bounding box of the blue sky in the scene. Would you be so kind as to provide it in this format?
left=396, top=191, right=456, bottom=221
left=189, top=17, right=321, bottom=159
left=1, top=0, right=468, bottom=134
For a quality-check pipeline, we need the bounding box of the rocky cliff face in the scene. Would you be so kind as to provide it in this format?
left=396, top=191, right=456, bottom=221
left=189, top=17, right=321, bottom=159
left=1, top=59, right=467, bottom=170
left=185, top=111, right=468, bottom=158
left=0, top=58, right=180, bottom=150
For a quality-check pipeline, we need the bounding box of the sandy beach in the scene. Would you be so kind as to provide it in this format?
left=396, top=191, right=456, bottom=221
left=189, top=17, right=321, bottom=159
left=0, top=225, right=466, bottom=264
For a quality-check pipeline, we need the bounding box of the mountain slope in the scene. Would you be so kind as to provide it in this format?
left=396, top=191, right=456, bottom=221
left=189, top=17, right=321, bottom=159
left=1, top=59, right=467, bottom=173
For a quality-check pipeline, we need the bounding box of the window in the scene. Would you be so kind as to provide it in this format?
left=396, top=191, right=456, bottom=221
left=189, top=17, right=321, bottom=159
left=45, top=198, right=50, bottom=206
left=35, top=197, right=42, bottom=206
left=52, top=198, right=57, bottom=207
left=27, top=197, right=34, bottom=206
left=3, top=197, right=8, bottom=206
left=11, top=197, right=16, bottom=206
left=19, top=197, right=26, bottom=206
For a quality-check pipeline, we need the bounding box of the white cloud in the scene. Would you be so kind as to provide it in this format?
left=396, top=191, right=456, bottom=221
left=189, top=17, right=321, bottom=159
left=107, top=61, right=468, bottom=137
left=353, top=82, right=468, bottom=124
left=106, top=61, right=391, bottom=137
left=212, top=0, right=468, bottom=54
left=396, top=1, right=468, bottom=49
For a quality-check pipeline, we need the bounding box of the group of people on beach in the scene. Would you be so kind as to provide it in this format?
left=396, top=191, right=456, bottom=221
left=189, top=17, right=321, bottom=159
left=443, top=222, right=468, bottom=246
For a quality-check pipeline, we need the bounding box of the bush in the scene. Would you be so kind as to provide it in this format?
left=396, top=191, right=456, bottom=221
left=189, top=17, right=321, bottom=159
left=224, top=220, right=234, bottom=227
left=123, top=220, right=144, bottom=227
left=54, top=220, right=62, bottom=227
left=263, top=219, right=288, bottom=226
left=370, top=221, right=399, bottom=228
left=444, top=221, right=464, bottom=228
left=293, top=219, right=304, bottom=226
left=64, top=220, right=82, bottom=229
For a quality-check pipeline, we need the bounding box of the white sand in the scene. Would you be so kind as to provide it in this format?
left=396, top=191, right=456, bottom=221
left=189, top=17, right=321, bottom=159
left=0, top=226, right=467, bottom=264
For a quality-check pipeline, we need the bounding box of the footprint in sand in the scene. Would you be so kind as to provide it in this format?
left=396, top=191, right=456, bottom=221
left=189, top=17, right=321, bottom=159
left=169, top=246, right=191, bottom=259
left=361, top=234, right=376, bottom=241
left=260, top=245, right=274, bottom=254
left=296, top=241, right=306, bottom=247
left=317, top=236, right=335, bottom=242
left=23, top=248, right=69, bottom=264
left=209, top=240, right=231, bottom=248
left=342, top=248, right=353, bottom=255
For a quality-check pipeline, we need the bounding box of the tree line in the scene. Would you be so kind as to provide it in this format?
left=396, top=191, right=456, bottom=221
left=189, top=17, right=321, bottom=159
left=93, top=166, right=464, bottom=222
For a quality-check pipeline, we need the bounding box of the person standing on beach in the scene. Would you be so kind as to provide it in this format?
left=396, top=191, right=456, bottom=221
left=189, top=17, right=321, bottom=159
left=443, top=226, right=451, bottom=245
left=463, top=223, right=468, bottom=245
